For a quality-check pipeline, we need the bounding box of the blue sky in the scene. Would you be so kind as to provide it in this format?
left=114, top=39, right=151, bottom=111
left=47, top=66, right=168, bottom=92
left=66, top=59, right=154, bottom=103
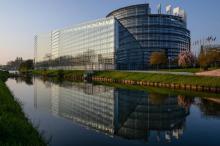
left=0, top=0, right=219, bottom=64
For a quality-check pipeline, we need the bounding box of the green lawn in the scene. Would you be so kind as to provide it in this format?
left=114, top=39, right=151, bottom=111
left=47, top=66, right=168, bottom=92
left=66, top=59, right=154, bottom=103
left=94, top=71, right=220, bottom=88
left=0, top=71, right=46, bottom=145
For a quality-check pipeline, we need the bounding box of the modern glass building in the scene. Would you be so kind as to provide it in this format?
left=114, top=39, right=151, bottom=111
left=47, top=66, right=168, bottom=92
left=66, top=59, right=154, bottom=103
left=34, top=4, right=190, bottom=70
left=35, top=17, right=118, bottom=70
left=107, top=4, right=190, bottom=69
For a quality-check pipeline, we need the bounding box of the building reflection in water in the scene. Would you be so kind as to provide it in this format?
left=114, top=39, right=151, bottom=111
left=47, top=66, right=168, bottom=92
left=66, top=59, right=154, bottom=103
left=33, top=78, right=190, bottom=143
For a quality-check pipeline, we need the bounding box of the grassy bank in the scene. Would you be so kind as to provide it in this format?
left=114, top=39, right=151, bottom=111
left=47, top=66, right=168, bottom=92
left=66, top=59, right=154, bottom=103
left=32, top=70, right=220, bottom=88
left=94, top=71, right=220, bottom=88
left=31, top=69, right=220, bottom=98
left=0, top=71, right=9, bottom=81
left=0, top=71, right=46, bottom=145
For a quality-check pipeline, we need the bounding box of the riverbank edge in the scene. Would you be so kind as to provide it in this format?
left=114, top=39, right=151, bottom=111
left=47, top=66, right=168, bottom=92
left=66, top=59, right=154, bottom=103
left=31, top=70, right=220, bottom=93
left=30, top=70, right=220, bottom=98
left=93, top=81, right=220, bottom=98
left=0, top=71, right=46, bottom=145
left=92, top=71, right=220, bottom=93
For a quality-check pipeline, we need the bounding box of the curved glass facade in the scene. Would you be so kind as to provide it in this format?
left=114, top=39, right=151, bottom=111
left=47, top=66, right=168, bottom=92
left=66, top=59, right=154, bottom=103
left=35, top=4, right=190, bottom=70
left=107, top=4, right=190, bottom=70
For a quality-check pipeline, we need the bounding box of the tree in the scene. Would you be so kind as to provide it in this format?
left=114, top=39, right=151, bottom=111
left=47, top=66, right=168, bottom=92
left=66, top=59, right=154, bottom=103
left=178, top=51, right=195, bottom=68
left=6, top=57, right=23, bottom=70
left=150, top=52, right=167, bottom=69
left=19, top=59, right=34, bottom=72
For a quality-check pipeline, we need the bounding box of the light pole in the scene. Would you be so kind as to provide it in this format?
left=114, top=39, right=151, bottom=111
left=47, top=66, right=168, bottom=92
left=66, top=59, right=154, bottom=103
left=168, top=57, right=171, bottom=72
left=168, top=57, right=174, bottom=72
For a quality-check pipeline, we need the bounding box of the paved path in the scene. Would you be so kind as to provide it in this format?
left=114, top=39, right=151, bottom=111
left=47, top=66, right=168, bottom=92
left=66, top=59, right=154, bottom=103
left=196, top=69, right=220, bottom=77
left=118, top=70, right=195, bottom=76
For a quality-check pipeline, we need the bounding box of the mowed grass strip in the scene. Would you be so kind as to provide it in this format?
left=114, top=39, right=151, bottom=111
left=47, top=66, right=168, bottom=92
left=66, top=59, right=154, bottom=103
left=95, top=71, right=220, bottom=87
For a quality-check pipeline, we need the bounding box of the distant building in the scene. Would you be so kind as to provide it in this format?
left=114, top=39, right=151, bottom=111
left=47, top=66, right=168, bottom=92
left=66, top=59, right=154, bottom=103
left=201, top=44, right=220, bottom=54
left=35, top=4, right=190, bottom=70
left=201, top=44, right=220, bottom=66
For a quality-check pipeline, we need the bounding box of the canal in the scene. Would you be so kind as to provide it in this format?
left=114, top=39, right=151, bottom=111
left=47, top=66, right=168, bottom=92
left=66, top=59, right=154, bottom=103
left=6, top=77, right=220, bottom=146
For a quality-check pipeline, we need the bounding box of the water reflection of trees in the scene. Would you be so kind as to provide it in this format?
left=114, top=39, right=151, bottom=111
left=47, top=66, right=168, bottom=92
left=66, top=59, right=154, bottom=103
left=178, top=95, right=194, bottom=113
left=14, top=76, right=33, bottom=85
left=149, top=93, right=167, bottom=105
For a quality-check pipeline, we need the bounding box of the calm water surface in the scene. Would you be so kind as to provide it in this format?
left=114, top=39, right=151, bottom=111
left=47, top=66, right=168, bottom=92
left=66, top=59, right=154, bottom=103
left=6, top=77, right=220, bottom=146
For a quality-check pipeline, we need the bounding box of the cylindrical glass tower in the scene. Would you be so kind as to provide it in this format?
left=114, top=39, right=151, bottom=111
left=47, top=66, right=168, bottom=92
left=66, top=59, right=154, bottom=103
left=107, top=4, right=191, bottom=70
